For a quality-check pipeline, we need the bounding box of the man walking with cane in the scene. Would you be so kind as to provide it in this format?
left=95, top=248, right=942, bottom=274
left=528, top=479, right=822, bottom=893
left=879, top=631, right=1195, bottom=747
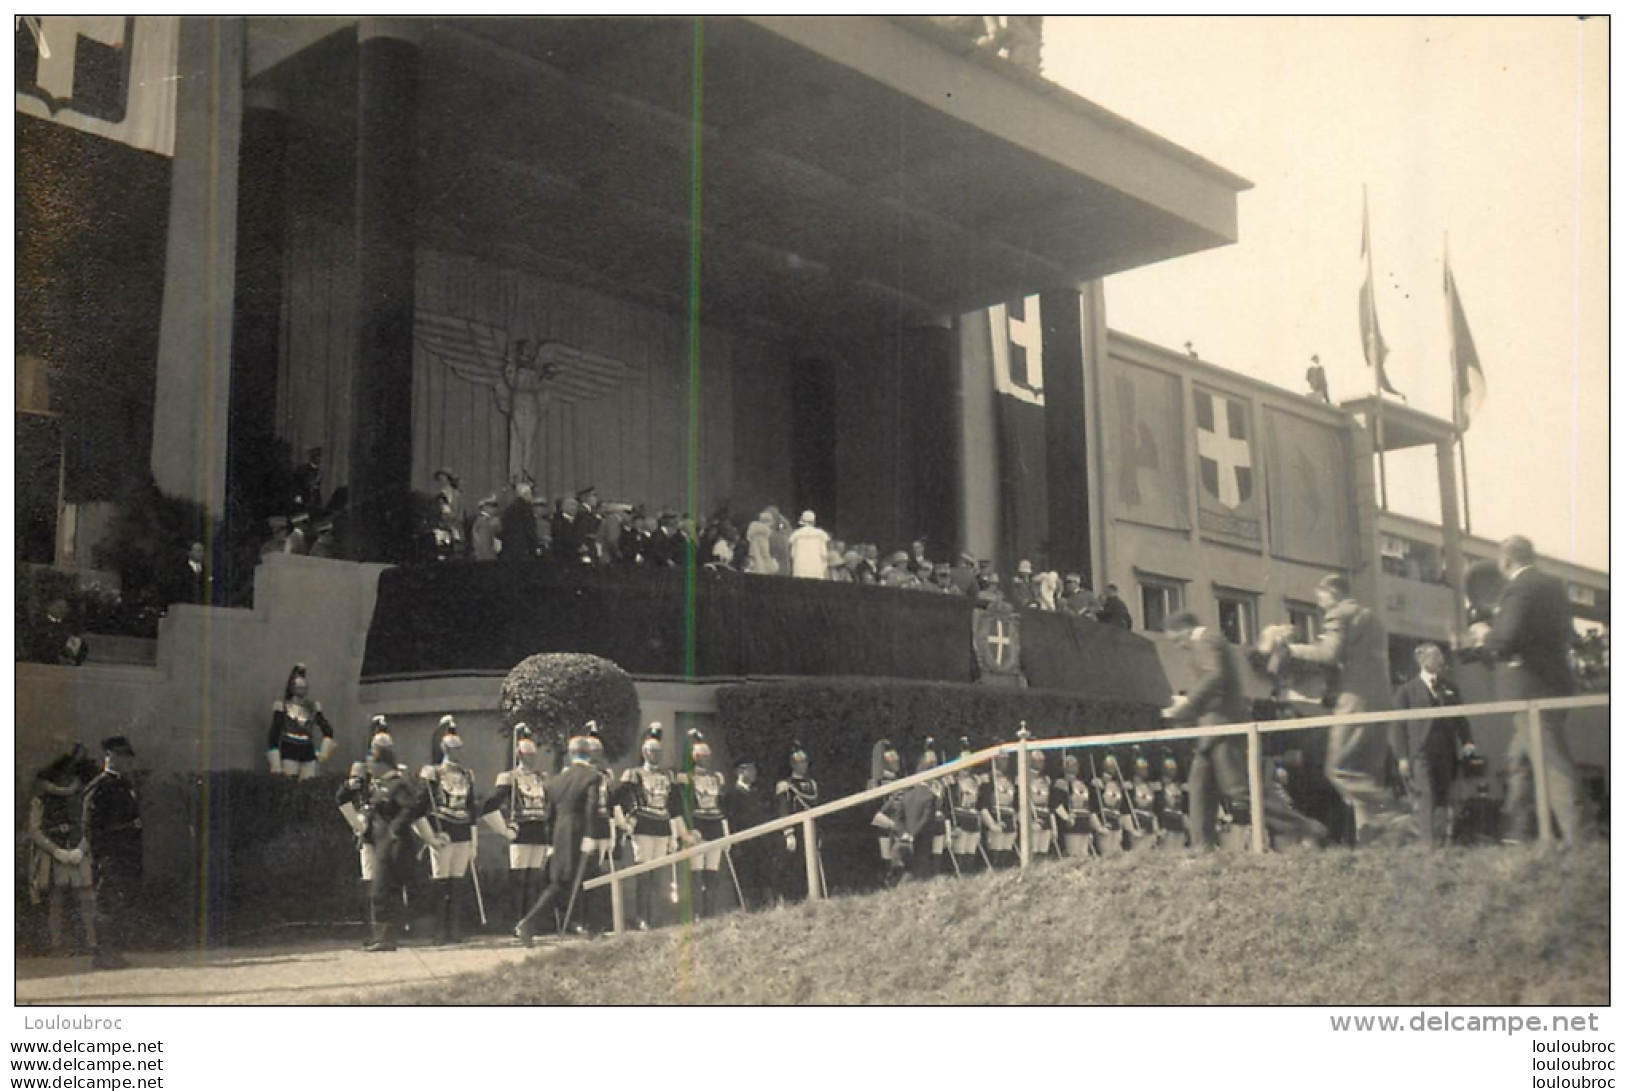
left=515, top=731, right=601, bottom=946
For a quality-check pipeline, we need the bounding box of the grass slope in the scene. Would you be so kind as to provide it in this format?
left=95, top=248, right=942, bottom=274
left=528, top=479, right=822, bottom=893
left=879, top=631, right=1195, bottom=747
left=400, top=845, right=1607, bottom=1005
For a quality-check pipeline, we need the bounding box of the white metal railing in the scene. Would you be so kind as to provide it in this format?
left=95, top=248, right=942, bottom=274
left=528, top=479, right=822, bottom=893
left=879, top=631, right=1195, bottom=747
left=579, top=694, right=1609, bottom=932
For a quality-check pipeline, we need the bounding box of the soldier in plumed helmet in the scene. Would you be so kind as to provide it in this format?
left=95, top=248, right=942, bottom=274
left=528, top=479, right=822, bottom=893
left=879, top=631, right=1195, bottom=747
left=1025, top=744, right=1058, bottom=859
left=1091, top=754, right=1128, bottom=856
left=266, top=663, right=335, bottom=779
left=979, top=750, right=1019, bottom=867
left=1053, top=752, right=1094, bottom=858
left=481, top=723, right=551, bottom=930
left=1126, top=750, right=1161, bottom=849
left=336, top=717, right=395, bottom=913
left=419, top=716, right=480, bottom=944
left=774, top=741, right=821, bottom=901
left=360, top=736, right=433, bottom=951
left=677, top=729, right=730, bottom=918
left=617, top=723, right=688, bottom=930
left=1156, top=753, right=1189, bottom=849
left=947, top=736, right=988, bottom=872
left=867, top=738, right=906, bottom=885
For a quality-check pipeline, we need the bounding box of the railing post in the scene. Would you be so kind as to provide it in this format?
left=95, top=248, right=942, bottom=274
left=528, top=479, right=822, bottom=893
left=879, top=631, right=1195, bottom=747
left=609, top=861, right=626, bottom=935
left=1526, top=702, right=1553, bottom=847
left=802, top=815, right=822, bottom=900
left=1246, top=724, right=1266, bottom=854
left=1016, top=731, right=1032, bottom=869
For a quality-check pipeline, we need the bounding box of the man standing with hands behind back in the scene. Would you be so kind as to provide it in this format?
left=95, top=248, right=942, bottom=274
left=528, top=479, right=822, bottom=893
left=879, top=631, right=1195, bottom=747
left=1394, top=643, right=1476, bottom=847
left=1474, top=535, right=1592, bottom=846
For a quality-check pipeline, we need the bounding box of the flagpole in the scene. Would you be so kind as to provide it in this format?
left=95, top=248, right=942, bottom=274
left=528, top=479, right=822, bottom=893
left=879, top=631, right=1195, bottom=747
left=1365, top=186, right=1389, bottom=511
left=1444, top=233, right=1473, bottom=535
left=1443, top=233, right=1470, bottom=639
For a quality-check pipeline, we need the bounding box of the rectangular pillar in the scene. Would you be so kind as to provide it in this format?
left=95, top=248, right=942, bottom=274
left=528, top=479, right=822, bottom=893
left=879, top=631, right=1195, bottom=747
left=346, top=20, right=422, bottom=562
left=1040, top=288, right=1092, bottom=586
left=152, top=16, right=243, bottom=514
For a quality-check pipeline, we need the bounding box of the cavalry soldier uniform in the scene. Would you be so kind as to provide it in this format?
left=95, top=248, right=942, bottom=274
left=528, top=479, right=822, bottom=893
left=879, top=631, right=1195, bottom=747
left=362, top=742, right=434, bottom=951
left=948, top=737, right=987, bottom=870
left=867, top=739, right=906, bottom=884
left=1156, top=755, right=1189, bottom=848
left=1126, top=754, right=1162, bottom=849
left=481, top=724, right=551, bottom=928
left=618, top=724, right=688, bottom=929
left=980, top=755, right=1019, bottom=867
left=266, top=664, right=335, bottom=779
left=419, top=717, right=480, bottom=944
left=83, top=738, right=144, bottom=969
left=1091, top=758, right=1128, bottom=857
left=1053, top=754, right=1094, bottom=858
left=720, top=757, right=773, bottom=909
left=27, top=748, right=99, bottom=956
left=337, top=717, right=396, bottom=907
left=1026, top=749, right=1057, bottom=858
left=774, top=743, right=821, bottom=901
left=677, top=730, right=731, bottom=917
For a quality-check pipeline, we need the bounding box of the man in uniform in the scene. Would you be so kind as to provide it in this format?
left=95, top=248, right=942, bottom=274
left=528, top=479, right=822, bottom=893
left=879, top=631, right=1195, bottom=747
left=1126, top=752, right=1162, bottom=849
left=1024, top=746, right=1058, bottom=859
left=266, top=664, right=336, bottom=779
left=867, top=739, right=906, bottom=885
left=1052, top=752, right=1094, bottom=859
left=1478, top=535, right=1594, bottom=845
left=577, top=724, right=617, bottom=934
left=774, top=742, right=821, bottom=901
left=1156, top=753, right=1189, bottom=849
left=360, top=737, right=434, bottom=951
left=515, top=732, right=603, bottom=945
left=336, top=716, right=395, bottom=921
left=1091, top=754, right=1129, bottom=856
left=892, top=738, right=947, bottom=882
left=1166, top=611, right=1327, bottom=850
left=27, top=746, right=99, bottom=957
left=481, top=724, right=551, bottom=929
left=948, top=736, right=988, bottom=872
left=1280, top=574, right=1411, bottom=845
left=677, top=730, right=731, bottom=917
left=720, top=757, right=772, bottom=909
left=1394, top=643, right=1477, bottom=847
left=83, top=737, right=143, bottom=969
left=979, top=751, right=1019, bottom=867
left=419, top=717, right=481, bottom=944
left=617, top=724, right=688, bottom=930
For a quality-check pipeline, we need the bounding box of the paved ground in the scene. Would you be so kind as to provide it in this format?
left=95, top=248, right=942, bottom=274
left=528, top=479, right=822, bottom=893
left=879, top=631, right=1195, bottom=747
left=15, top=933, right=550, bottom=1005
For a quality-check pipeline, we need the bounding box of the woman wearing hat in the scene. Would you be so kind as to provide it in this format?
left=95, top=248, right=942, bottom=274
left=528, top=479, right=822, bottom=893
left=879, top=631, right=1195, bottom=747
left=267, top=664, right=335, bottom=779
left=26, top=746, right=100, bottom=956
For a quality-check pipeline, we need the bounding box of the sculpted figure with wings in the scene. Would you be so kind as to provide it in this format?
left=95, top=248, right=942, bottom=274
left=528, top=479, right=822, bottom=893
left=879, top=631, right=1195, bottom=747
left=415, top=312, right=642, bottom=482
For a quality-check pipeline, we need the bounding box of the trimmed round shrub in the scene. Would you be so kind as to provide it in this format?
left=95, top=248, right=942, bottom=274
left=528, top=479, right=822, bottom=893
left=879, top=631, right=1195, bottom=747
left=499, top=652, right=639, bottom=761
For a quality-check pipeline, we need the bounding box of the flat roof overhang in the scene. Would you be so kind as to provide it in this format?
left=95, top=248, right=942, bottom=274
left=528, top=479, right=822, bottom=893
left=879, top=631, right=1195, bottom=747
left=1341, top=396, right=1457, bottom=451
left=249, top=16, right=1250, bottom=338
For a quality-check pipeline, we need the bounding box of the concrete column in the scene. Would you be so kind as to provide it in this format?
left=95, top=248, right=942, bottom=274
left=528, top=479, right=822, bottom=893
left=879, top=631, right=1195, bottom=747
left=902, top=322, right=961, bottom=556
left=152, top=16, right=244, bottom=513
left=1040, top=288, right=1092, bottom=586
left=346, top=18, right=422, bottom=562
left=956, top=311, right=1000, bottom=563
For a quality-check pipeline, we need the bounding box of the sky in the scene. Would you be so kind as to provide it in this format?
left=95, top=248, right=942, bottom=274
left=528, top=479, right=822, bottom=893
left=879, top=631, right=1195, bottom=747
left=1041, top=16, right=1609, bottom=572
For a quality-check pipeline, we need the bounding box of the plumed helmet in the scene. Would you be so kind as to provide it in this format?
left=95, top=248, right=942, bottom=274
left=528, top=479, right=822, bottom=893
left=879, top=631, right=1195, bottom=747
left=513, top=723, right=538, bottom=757
left=688, top=727, right=711, bottom=762
left=585, top=722, right=605, bottom=755
left=642, top=723, right=664, bottom=758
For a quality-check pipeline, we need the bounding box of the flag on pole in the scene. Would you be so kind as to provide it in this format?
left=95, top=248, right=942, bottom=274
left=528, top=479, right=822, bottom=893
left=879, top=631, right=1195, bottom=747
left=1359, top=193, right=1403, bottom=398
left=1444, top=255, right=1487, bottom=431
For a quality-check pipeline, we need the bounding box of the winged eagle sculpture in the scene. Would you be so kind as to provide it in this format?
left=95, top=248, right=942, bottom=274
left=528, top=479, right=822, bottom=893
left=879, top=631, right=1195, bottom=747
left=415, top=312, right=642, bottom=482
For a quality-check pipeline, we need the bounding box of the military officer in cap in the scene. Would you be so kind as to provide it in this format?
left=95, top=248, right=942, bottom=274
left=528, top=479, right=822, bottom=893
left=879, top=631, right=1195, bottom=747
left=83, top=737, right=143, bottom=969
left=1025, top=746, right=1058, bottom=859
left=677, top=729, right=730, bottom=917
left=979, top=751, right=1019, bottom=867
left=1052, top=752, right=1094, bottom=858
left=516, top=731, right=604, bottom=945
left=418, top=716, right=481, bottom=944
left=867, top=739, right=906, bottom=885
left=360, top=737, right=434, bottom=951
left=266, top=664, right=336, bottom=779
left=481, top=724, right=551, bottom=929
left=1156, top=753, right=1189, bottom=848
left=948, top=736, right=988, bottom=872
left=27, top=746, right=100, bottom=957
left=336, top=717, right=396, bottom=913
left=720, top=756, right=773, bottom=909
left=774, top=742, right=821, bottom=901
left=617, top=724, right=688, bottom=930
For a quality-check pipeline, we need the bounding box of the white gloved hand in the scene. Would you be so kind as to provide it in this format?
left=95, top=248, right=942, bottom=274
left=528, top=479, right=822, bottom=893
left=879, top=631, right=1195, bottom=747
left=503, top=823, right=519, bottom=842
left=785, top=832, right=798, bottom=854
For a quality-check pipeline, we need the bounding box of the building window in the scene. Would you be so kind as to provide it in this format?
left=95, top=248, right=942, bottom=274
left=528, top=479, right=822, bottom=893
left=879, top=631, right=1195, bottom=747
left=1214, top=587, right=1258, bottom=645
left=1139, top=576, right=1184, bottom=632
left=1286, top=601, right=1320, bottom=644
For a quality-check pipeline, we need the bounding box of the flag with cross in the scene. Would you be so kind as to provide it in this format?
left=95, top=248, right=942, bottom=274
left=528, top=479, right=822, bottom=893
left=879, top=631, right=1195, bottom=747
left=985, top=294, right=1050, bottom=570
left=973, top=601, right=1024, bottom=679
left=1193, top=385, right=1261, bottom=547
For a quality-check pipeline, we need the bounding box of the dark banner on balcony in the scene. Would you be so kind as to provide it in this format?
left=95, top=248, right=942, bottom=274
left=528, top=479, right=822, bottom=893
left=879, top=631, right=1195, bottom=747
left=361, top=565, right=1173, bottom=706
left=361, top=565, right=979, bottom=684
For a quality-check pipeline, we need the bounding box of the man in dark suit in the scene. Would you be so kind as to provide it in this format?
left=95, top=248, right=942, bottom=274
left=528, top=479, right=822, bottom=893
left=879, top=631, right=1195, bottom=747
left=499, top=479, right=540, bottom=563
left=1394, top=643, right=1475, bottom=847
left=1164, top=612, right=1325, bottom=849
left=1478, top=535, right=1591, bottom=845
left=515, top=733, right=602, bottom=944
